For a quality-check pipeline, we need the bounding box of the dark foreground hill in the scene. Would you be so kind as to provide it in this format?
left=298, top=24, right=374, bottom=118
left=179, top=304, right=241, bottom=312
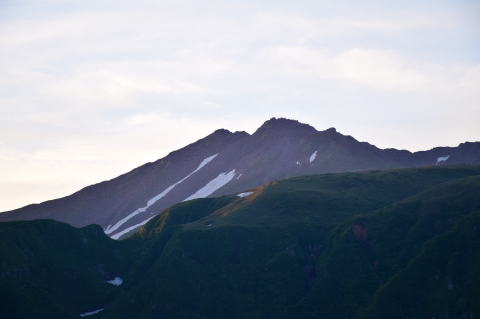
left=1, top=118, right=479, bottom=239
left=1, top=166, right=480, bottom=318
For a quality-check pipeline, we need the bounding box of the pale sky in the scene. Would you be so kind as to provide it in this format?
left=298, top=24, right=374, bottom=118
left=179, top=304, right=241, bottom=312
left=1, top=0, right=479, bottom=211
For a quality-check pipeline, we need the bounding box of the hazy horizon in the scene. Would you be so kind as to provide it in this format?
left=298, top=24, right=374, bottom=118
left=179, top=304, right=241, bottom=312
left=1, top=0, right=479, bottom=211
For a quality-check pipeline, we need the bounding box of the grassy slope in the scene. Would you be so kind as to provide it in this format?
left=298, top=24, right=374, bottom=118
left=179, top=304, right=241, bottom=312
left=1, top=166, right=480, bottom=319
left=366, top=209, right=480, bottom=319
left=291, top=175, right=480, bottom=319
left=0, top=220, right=132, bottom=319
left=103, top=166, right=480, bottom=319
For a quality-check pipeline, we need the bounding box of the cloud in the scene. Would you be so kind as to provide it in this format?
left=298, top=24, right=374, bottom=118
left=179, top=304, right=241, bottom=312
left=0, top=0, right=479, bottom=210
left=334, top=48, right=430, bottom=90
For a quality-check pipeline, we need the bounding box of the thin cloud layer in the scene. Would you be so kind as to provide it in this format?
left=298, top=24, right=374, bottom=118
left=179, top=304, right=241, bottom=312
left=0, top=0, right=479, bottom=210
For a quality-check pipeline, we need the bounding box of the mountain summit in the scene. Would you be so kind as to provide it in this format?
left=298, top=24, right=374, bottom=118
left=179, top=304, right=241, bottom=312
left=253, top=117, right=317, bottom=136
left=1, top=118, right=479, bottom=239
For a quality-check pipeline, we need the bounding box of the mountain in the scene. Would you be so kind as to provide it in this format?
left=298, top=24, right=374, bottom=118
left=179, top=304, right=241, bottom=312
left=1, top=166, right=480, bottom=318
left=1, top=118, right=479, bottom=239
left=0, top=220, right=131, bottom=319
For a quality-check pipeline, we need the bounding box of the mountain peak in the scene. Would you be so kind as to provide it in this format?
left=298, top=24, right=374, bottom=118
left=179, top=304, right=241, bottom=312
left=325, top=127, right=337, bottom=133
left=212, top=128, right=232, bottom=135
left=208, top=128, right=250, bottom=138
left=254, top=117, right=317, bottom=136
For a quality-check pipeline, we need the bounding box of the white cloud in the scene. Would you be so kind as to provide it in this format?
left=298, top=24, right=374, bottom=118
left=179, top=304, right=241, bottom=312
left=334, top=48, right=430, bottom=91
left=265, top=45, right=480, bottom=95
left=0, top=0, right=479, bottom=211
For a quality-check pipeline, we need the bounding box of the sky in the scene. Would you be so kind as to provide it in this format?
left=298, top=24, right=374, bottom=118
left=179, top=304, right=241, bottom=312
left=0, top=0, right=479, bottom=211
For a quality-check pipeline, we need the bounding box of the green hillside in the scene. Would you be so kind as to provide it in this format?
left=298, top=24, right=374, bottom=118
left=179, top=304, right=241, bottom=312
left=0, top=220, right=133, bottom=318
left=1, top=166, right=480, bottom=318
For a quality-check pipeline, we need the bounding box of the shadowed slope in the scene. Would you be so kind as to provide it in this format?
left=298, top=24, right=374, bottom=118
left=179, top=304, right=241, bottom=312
left=1, top=118, right=479, bottom=239
left=0, top=220, right=133, bottom=319
left=103, top=166, right=480, bottom=319
left=2, top=166, right=480, bottom=318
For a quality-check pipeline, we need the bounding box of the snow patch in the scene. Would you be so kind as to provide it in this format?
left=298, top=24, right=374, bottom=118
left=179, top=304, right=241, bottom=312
left=309, top=151, right=318, bottom=163
left=111, top=216, right=155, bottom=240
left=105, top=153, right=219, bottom=235
left=236, top=173, right=243, bottom=180
left=296, top=161, right=300, bottom=166
left=106, top=277, right=123, bottom=286
left=80, top=308, right=104, bottom=317
left=237, top=191, right=253, bottom=198
left=184, top=170, right=236, bottom=201
left=436, top=155, right=450, bottom=165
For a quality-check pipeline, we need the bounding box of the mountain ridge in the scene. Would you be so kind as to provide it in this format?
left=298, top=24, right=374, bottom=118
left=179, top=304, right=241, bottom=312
left=1, top=117, right=479, bottom=239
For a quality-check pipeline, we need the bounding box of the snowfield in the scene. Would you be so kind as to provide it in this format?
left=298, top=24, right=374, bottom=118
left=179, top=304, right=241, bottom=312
left=105, top=153, right=219, bottom=236
left=237, top=191, right=254, bottom=198
left=436, top=155, right=450, bottom=165
left=184, top=169, right=236, bottom=201
left=111, top=216, right=155, bottom=240
left=106, top=277, right=123, bottom=286
left=80, top=308, right=104, bottom=317
left=309, top=151, right=318, bottom=163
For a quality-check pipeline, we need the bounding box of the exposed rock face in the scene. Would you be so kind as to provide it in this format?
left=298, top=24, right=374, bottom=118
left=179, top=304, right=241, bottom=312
left=1, top=117, right=479, bottom=239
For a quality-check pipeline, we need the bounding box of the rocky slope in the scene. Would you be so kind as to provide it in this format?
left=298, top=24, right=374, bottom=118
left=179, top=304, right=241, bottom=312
left=1, top=118, right=479, bottom=239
